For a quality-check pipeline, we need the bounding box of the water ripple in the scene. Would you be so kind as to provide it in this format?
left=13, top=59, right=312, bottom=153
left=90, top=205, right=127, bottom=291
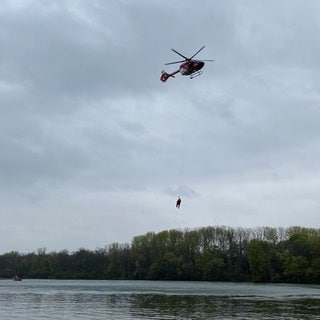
left=0, top=280, right=319, bottom=319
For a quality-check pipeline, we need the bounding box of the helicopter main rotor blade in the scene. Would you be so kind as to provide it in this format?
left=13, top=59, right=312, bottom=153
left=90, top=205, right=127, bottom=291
left=165, top=60, right=186, bottom=65
left=200, top=59, right=215, bottom=62
left=171, top=48, right=188, bottom=60
left=190, top=46, right=205, bottom=59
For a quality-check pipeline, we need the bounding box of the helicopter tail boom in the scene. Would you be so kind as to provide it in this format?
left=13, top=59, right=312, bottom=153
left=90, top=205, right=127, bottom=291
left=160, top=70, right=179, bottom=82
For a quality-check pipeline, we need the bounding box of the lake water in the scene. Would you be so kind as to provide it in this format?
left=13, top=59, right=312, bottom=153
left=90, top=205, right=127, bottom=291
left=1, top=280, right=319, bottom=319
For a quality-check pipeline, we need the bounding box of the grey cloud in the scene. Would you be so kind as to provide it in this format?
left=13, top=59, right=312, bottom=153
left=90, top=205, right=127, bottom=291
left=0, top=1, right=320, bottom=253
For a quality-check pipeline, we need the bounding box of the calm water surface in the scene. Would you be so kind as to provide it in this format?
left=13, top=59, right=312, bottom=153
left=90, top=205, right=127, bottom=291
left=0, top=280, right=319, bottom=319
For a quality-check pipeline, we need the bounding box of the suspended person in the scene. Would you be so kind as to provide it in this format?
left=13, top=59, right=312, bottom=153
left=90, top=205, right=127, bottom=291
left=176, top=196, right=181, bottom=209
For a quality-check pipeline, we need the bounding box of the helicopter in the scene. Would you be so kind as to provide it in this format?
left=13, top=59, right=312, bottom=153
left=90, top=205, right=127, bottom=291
left=160, top=46, right=214, bottom=82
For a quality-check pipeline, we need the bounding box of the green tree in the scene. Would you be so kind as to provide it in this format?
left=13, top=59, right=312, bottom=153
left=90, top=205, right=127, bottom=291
left=246, top=239, right=273, bottom=282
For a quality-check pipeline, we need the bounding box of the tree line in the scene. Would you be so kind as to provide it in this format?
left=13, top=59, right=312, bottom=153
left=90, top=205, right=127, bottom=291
left=1, top=226, right=320, bottom=283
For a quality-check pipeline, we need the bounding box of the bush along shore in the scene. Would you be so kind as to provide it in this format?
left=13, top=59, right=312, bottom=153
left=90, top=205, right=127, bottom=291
left=1, top=226, right=320, bottom=283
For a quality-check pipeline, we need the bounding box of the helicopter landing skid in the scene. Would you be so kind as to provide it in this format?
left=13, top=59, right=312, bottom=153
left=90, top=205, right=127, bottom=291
left=190, top=70, right=202, bottom=79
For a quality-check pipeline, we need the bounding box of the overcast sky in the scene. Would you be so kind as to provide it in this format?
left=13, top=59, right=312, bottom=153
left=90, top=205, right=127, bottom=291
left=1, top=0, right=320, bottom=254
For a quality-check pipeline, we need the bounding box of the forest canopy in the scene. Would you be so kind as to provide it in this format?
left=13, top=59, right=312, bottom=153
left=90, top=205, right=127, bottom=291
left=1, top=226, right=320, bottom=283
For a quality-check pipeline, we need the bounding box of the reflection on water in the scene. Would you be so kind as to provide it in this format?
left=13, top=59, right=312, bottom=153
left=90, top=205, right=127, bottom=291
left=129, top=294, right=320, bottom=320
left=0, top=280, right=319, bottom=319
